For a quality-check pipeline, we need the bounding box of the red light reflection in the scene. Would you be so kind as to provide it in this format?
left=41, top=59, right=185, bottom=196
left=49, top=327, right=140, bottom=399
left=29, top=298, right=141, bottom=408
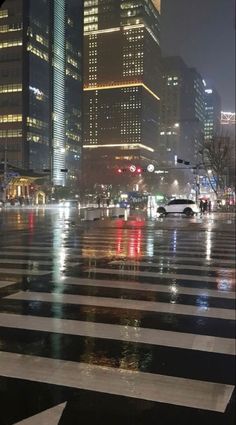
left=28, top=212, right=35, bottom=231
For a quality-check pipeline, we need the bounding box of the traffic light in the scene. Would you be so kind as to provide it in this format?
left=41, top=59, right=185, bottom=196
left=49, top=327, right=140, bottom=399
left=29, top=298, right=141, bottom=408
left=177, top=158, right=190, bottom=166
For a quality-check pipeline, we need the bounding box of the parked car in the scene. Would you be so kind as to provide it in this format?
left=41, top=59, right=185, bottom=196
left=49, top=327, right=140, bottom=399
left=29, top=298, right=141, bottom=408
left=157, top=199, right=200, bottom=217
left=59, top=199, right=79, bottom=208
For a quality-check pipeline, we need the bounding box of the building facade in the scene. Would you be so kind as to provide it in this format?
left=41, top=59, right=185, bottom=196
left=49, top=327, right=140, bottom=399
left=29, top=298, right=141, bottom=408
left=204, top=87, right=221, bottom=141
left=83, top=0, right=162, bottom=194
left=160, top=56, right=205, bottom=168
left=0, top=0, right=83, bottom=187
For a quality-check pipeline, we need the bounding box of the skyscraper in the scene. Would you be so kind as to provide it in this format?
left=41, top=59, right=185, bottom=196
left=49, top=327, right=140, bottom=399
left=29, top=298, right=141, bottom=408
left=0, top=0, right=83, bottom=187
left=204, top=87, right=221, bottom=141
left=160, top=56, right=205, bottom=167
left=83, top=0, right=162, bottom=193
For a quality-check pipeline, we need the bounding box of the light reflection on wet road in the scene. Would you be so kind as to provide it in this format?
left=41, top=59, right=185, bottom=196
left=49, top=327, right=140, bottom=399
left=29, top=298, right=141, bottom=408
left=0, top=208, right=235, bottom=425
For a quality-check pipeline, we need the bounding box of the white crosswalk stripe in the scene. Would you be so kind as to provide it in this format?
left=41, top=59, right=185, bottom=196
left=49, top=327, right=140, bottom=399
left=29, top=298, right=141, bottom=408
left=0, top=351, right=233, bottom=413
left=85, top=266, right=236, bottom=284
left=109, top=259, right=236, bottom=273
left=13, top=403, right=66, bottom=425
left=0, top=313, right=234, bottom=355
left=6, top=291, right=235, bottom=320
left=60, top=276, right=236, bottom=299
left=0, top=280, right=17, bottom=289
left=0, top=228, right=235, bottom=422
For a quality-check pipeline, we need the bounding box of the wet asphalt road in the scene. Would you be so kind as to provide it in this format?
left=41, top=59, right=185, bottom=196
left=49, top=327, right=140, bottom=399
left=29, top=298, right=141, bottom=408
left=0, top=208, right=235, bottom=425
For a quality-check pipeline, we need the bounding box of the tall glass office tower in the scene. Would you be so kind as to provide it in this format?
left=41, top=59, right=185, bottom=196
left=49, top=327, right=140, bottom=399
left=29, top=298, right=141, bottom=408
left=0, top=0, right=83, bottom=186
left=83, top=0, right=162, bottom=193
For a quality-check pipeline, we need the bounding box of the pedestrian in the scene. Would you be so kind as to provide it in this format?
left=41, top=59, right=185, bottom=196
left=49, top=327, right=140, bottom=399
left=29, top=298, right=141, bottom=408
left=22, top=275, right=30, bottom=291
left=203, top=200, right=208, bottom=213
left=208, top=200, right=212, bottom=213
left=97, top=196, right=101, bottom=208
left=200, top=199, right=204, bottom=213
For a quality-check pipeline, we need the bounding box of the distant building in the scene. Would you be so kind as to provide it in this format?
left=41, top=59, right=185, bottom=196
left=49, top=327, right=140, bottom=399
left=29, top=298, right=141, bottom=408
left=160, top=56, right=205, bottom=167
left=83, top=0, right=162, bottom=193
left=204, top=88, right=221, bottom=140
left=0, top=0, right=83, bottom=186
left=221, top=111, right=236, bottom=140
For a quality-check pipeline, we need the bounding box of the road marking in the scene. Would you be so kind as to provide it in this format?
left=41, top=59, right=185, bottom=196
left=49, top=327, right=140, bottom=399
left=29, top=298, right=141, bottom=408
left=6, top=291, right=235, bottom=320
left=0, top=268, right=50, bottom=276
left=0, top=313, right=234, bottom=355
left=0, top=351, right=233, bottom=412
left=3, top=246, right=235, bottom=258
left=0, top=281, right=16, bottom=289
left=1, top=249, right=234, bottom=264
left=0, top=250, right=234, bottom=265
left=13, top=403, right=66, bottom=425
left=0, top=251, right=83, bottom=260
left=109, top=260, right=236, bottom=273
left=138, top=255, right=235, bottom=265
left=4, top=243, right=235, bottom=253
left=86, top=267, right=236, bottom=284
left=60, top=276, right=236, bottom=299
left=0, top=259, right=79, bottom=266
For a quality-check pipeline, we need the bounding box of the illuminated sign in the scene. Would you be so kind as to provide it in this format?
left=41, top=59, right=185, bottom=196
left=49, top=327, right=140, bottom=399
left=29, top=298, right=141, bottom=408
left=130, top=165, right=136, bottom=173
left=147, top=164, right=155, bottom=173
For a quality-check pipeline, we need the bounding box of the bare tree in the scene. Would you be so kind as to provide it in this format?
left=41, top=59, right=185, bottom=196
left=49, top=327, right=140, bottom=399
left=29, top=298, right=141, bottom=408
left=199, top=135, right=231, bottom=197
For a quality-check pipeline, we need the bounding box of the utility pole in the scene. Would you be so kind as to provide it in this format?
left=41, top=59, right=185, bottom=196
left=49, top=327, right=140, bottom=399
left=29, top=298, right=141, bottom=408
left=195, top=163, right=200, bottom=204
left=176, top=157, right=203, bottom=204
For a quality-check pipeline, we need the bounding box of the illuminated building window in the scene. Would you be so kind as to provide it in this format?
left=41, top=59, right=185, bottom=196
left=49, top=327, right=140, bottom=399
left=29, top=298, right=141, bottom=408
left=84, top=16, right=98, bottom=24
left=0, top=129, right=22, bottom=138
left=0, top=84, right=22, bottom=93
left=27, top=133, right=41, bottom=143
left=67, top=17, right=74, bottom=27
left=67, top=56, right=78, bottom=67
left=66, top=68, right=79, bottom=80
left=36, top=34, right=49, bottom=47
left=0, top=114, right=22, bottom=123
left=0, top=10, right=8, bottom=19
left=29, top=86, right=45, bottom=101
left=84, top=0, right=98, bottom=6
left=66, top=132, right=80, bottom=142
left=0, top=23, right=22, bottom=33
left=84, top=7, right=98, bottom=15
left=27, top=44, right=48, bottom=61
left=0, top=40, right=22, bottom=48
left=84, top=24, right=98, bottom=32
left=27, top=117, right=47, bottom=129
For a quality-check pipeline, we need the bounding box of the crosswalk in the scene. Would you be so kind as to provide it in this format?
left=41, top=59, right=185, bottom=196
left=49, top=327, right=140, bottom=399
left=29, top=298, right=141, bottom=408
left=0, top=225, right=235, bottom=424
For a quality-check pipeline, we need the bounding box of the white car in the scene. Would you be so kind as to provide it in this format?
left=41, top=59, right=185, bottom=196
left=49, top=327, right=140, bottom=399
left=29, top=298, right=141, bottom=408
left=157, top=199, right=200, bottom=217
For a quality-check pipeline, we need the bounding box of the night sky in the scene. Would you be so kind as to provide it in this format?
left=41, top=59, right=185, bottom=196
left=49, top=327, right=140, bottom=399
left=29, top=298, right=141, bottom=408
left=161, top=0, right=235, bottom=111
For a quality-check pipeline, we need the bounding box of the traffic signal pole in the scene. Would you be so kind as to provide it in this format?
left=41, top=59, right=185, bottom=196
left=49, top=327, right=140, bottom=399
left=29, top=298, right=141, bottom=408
left=195, top=164, right=200, bottom=204
left=176, top=157, right=203, bottom=204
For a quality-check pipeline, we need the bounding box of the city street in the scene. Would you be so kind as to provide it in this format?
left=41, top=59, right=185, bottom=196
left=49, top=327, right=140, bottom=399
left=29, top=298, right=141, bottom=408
left=0, top=208, right=235, bottom=424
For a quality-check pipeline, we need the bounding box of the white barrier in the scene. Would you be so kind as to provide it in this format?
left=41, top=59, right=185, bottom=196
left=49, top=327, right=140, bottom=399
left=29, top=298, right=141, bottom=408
left=84, top=208, right=102, bottom=221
